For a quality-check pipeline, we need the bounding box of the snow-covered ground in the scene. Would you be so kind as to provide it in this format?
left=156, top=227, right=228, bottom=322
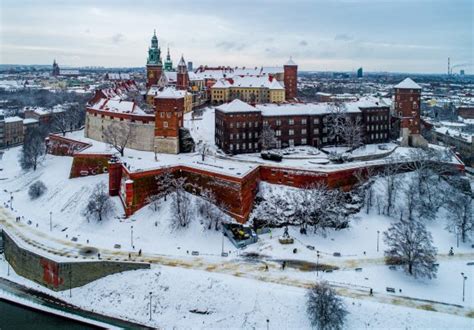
left=0, top=123, right=472, bottom=327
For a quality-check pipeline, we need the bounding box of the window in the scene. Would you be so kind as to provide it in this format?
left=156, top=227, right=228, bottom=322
left=276, top=120, right=281, bottom=126
left=289, top=129, right=294, bottom=136
left=313, top=118, right=319, bottom=124
left=160, top=112, right=165, bottom=118
left=243, top=122, right=246, bottom=128
left=263, top=120, right=268, bottom=126
left=236, top=122, right=240, bottom=128
left=163, top=121, right=168, bottom=128
left=276, top=130, right=281, bottom=136
left=230, top=144, right=234, bottom=151
left=254, top=142, right=258, bottom=149
left=230, top=134, right=233, bottom=140
left=289, top=139, right=294, bottom=146
left=313, top=128, right=319, bottom=134
left=322, top=137, right=327, bottom=143
left=301, top=138, right=307, bottom=144
left=166, top=112, right=171, bottom=118
left=301, top=118, right=307, bottom=125
left=236, top=133, right=240, bottom=139
left=243, top=133, right=246, bottom=139
left=255, top=122, right=259, bottom=128
left=236, top=144, right=240, bottom=150
left=289, top=119, right=294, bottom=125
left=230, top=123, right=234, bottom=128
left=301, top=129, right=307, bottom=135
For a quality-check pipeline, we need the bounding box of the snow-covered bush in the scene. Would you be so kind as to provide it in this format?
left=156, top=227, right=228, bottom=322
left=306, top=281, right=348, bottom=330
left=28, top=180, right=47, bottom=200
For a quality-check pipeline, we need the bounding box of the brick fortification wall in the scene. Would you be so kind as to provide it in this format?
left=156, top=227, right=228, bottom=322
left=46, top=134, right=91, bottom=156
left=2, top=231, right=149, bottom=291
left=69, top=153, right=113, bottom=178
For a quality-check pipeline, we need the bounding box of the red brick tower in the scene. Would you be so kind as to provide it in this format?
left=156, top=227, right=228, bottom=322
left=394, top=78, right=427, bottom=147
left=284, top=57, right=298, bottom=101
left=176, top=55, right=189, bottom=91
left=154, top=89, right=185, bottom=154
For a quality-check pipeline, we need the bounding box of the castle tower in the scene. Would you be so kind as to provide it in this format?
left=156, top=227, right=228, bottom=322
left=52, top=59, right=60, bottom=76
left=176, top=55, right=189, bottom=91
left=146, top=30, right=163, bottom=88
left=164, top=47, right=173, bottom=72
left=283, top=57, right=298, bottom=101
left=154, top=89, right=185, bottom=154
left=394, top=78, right=427, bottom=147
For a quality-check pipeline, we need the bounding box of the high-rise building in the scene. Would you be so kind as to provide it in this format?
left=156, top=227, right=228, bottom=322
left=460, top=70, right=465, bottom=76
left=187, top=61, right=193, bottom=72
left=357, top=67, right=363, bottom=78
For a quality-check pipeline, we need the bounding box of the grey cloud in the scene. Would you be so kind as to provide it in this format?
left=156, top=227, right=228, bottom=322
left=216, top=41, right=246, bottom=51
left=299, top=40, right=308, bottom=46
left=111, top=33, right=124, bottom=44
left=334, top=33, right=354, bottom=41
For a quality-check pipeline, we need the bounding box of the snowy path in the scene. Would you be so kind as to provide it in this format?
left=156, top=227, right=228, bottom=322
left=1, top=207, right=473, bottom=320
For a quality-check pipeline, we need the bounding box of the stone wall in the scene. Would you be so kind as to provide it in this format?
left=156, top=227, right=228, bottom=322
left=85, top=111, right=155, bottom=152
left=2, top=230, right=149, bottom=291
left=69, top=153, right=113, bottom=178
left=46, top=134, right=91, bottom=156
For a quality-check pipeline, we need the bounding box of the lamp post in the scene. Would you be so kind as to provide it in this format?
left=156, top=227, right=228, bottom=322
left=266, top=319, right=269, bottom=330
left=221, top=231, right=225, bottom=256
left=149, top=292, right=152, bottom=321
left=49, top=211, right=52, bottom=232
left=461, top=272, right=467, bottom=302
left=316, top=250, right=320, bottom=277
left=131, top=225, right=134, bottom=248
left=377, top=230, right=380, bottom=252
left=69, top=270, right=72, bottom=298
left=10, top=193, right=13, bottom=210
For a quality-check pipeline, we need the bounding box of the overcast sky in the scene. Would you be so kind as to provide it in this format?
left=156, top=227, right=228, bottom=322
left=0, top=0, right=472, bottom=73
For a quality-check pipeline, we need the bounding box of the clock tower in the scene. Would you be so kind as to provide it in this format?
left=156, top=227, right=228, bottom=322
left=146, top=30, right=163, bottom=88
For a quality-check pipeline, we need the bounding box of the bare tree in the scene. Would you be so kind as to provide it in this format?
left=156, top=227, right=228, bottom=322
left=325, top=102, right=347, bottom=148
left=170, top=177, right=194, bottom=229
left=446, top=189, right=473, bottom=243
left=19, top=126, right=46, bottom=171
left=342, top=115, right=363, bottom=151
left=199, top=142, right=209, bottom=162
left=354, top=167, right=376, bottom=214
left=155, top=168, right=174, bottom=202
left=384, top=218, right=438, bottom=279
left=83, top=182, right=114, bottom=222
left=259, top=124, right=277, bottom=151
left=379, top=160, right=402, bottom=217
left=306, top=281, right=348, bottom=330
left=197, top=189, right=225, bottom=230
left=103, top=122, right=132, bottom=156
left=52, top=111, right=73, bottom=136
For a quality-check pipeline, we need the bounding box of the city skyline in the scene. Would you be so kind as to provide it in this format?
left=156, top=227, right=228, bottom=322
left=0, top=0, right=472, bottom=74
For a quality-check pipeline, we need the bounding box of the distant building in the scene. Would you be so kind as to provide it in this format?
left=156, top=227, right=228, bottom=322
left=52, top=59, right=60, bottom=76
left=357, top=67, right=363, bottom=78
left=4, top=116, right=24, bottom=147
left=431, top=127, right=473, bottom=166
left=460, top=70, right=465, bottom=76
left=105, top=73, right=131, bottom=80
left=0, top=111, right=5, bottom=148
left=187, top=61, right=193, bottom=72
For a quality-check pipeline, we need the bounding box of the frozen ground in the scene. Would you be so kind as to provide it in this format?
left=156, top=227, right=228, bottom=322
left=0, top=140, right=473, bottom=327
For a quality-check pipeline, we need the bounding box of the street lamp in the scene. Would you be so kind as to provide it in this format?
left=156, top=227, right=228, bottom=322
left=131, top=225, right=134, bottom=248
left=69, top=270, right=72, bottom=298
left=461, top=272, right=468, bottom=302
left=49, top=211, right=53, bottom=232
left=10, top=192, right=13, bottom=210
left=149, top=292, right=152, bottom=321
left=316, top=250, right=320, bottom=277
left=377, top=230, right=380, bottom=252
left=266, top=319, right=269, bottom=330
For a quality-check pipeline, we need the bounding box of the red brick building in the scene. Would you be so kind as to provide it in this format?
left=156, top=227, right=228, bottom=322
left=215, top=98, right=391, bottom=154
left=283, top=57, right=298, bottom=100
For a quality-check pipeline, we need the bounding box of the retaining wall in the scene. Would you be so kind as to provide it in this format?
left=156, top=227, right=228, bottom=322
left=2, top=231, right=149, bottom=291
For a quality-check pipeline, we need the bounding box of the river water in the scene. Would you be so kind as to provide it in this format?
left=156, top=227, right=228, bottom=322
left=0, top=299, right=100, bottom=329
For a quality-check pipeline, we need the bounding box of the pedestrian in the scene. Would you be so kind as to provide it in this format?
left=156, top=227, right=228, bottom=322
left=282, top=261, right=286, bottom=270
left=138, top=249, right=142, bottom=256
left=98, top=253, right=101, bottom=259
left=449, top=247, right=454, bottom=256
left=369, top=288, right=373, bottom=296
left=265, top=264, right=269, bottom=271
left=128, top=253, right=131, bottom=259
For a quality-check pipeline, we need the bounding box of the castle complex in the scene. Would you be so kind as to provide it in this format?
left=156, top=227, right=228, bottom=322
left=72, top=30, right=441, bottom=222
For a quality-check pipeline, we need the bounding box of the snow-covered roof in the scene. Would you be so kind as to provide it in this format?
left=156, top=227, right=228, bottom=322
left=394, top=78, right=421, bottom=90
left=4, top=116, right=23, bottom=123
left=23, top=118, right=39, bottom=125
left=212, top=75, right=284, bottom=90
left=285, top=57, right=297, bottom=66
left=256, top=97, right=389, bottom=117
left=90, top=98, right=146, bottom=115
left=164, top=71, right=177, bottom=83
left=155, top=87, right=186, bottom=99
left=107, top=73, right=131, bottom=80
left=216, top=99, right=260, bottom=113
left=261, top=67, right=283, bottom=75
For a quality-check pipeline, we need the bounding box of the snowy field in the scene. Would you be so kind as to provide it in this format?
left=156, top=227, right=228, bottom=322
left=0, top=142, right=473, bottom=327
